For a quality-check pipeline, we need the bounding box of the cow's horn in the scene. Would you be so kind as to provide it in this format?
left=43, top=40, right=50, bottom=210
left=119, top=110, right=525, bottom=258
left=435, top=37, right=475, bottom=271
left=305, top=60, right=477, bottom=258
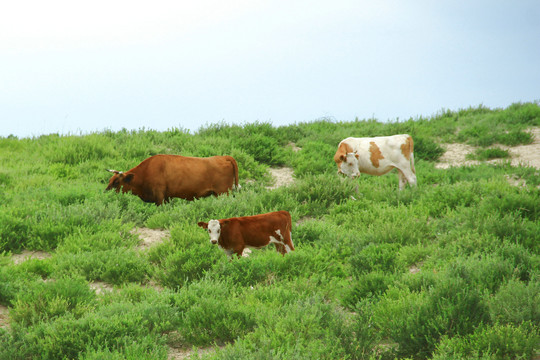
left=106, top=169, right=123, bottom=174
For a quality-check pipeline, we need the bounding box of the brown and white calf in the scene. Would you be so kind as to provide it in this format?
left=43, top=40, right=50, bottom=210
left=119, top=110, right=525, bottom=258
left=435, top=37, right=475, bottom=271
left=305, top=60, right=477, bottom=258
left=334, top=134, right=417, bottom=190
left=197, top=210, right=294, bottom=259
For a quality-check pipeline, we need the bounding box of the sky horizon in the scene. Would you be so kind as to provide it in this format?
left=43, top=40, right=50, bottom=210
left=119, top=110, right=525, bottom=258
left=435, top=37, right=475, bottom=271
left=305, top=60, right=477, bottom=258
left=2, top=0, right=539, bottom=138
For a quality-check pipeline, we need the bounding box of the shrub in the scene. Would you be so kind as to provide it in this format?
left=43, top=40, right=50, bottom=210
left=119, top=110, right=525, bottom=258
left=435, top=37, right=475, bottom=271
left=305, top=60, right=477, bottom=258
left=291, top=141, right=337, bottom=176
left=216, top=295, right=354, bottom=360
left=350, top=243, right=400, bottom=276
left=154, top=243, right=220, bottom=289
left=343, top=271, right=396, bottom=308
left=0, top=266, right=41, bottom=306
left=43, top=134, right=114, bottom=165
left=170, top=279, right=256, bottom=345
left=80, top=337, right=168, bottom=360
left=413, top=135, right=445, bottom=161
left=445, top=254, right=515, bottom=294
left=54, top=249, right=151, bottom=285
left=433, top=322, right=539, bottom=360
left=373, top=276, right=489, bottom=359
left=466, top=147, right=510, bottom=161
left=238, top=133, right=286, bottom=165
left=489, top=279, right=539, bottom=325
left=288, top=173, right=358, bottom=217
left=497, top=130, right=533, bottom=146
left=10, top=277, right=96, bottom=326
left=5, top=301, right=175, bottom=360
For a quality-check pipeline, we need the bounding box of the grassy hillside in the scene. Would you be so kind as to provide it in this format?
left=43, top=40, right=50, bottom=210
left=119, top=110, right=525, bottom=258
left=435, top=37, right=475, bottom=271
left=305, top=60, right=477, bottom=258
left=1, top=102, right=539, bottom=359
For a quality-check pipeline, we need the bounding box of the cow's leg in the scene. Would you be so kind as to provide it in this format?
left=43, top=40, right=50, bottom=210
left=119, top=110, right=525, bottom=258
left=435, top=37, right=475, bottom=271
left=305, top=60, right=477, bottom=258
left=233, top=246, right=245, bottom=258
left=283, top=231, right=295, bottom=253
left=397, top=168, right=417, bottom=188
left=274, top=243, right=286, bottom=255
left=270, top=230, right=294, bottom=255
left=397, top=170, right=407, bottom=190
left=151, top=190, right=166, bottom=206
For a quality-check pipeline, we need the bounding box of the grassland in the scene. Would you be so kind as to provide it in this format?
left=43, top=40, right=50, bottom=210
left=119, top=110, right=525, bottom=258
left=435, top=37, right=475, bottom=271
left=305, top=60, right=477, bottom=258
left=0, top=102, right=539, bottom=359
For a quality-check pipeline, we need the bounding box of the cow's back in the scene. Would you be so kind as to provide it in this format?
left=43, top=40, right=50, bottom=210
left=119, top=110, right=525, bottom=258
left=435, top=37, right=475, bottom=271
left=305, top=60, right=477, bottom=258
left=130, top=155, right=237, bottom=201
left=222, top=211, right=292, bottom=247
left=342, top=135, right=413, bottom=174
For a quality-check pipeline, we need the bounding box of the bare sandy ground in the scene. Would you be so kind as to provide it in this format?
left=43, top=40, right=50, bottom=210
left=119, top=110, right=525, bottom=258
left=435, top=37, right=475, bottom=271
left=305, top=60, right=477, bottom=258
left=131, top=227, right=170, bottom=250
left=0, top=304, right=9, bottom=329
left=266, top=167, right=295, bottom=189
left=436, top=127, right=540, bottom=169
left=10, top=250, right=51, bottom=265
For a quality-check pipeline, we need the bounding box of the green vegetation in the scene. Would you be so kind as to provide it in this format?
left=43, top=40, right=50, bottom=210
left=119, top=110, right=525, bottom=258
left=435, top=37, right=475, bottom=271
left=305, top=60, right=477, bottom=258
left=1, top=102, right=539, bottom=359
left=466, top=147, right=511, bottom=161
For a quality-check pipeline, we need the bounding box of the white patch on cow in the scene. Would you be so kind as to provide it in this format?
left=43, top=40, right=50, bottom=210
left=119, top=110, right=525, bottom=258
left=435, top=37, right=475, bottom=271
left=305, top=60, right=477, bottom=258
left=207, top=220, right=221, bottom=244
left=340, top=153, right=360, bottom=178
left=242, top=248, right=252, bottom=257
left=275, top=229, right=284, bottom=240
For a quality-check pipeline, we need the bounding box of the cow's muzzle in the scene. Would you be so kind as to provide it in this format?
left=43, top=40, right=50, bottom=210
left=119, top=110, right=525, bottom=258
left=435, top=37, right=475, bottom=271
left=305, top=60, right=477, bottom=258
left=210, top=240, right=218, bottom=245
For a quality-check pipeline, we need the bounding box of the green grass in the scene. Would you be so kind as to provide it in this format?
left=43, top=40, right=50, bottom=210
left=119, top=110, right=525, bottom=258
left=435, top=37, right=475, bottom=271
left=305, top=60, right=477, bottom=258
left=466, top=147, right=511, bottom=161
left=0, top=101, right=539, bottom=359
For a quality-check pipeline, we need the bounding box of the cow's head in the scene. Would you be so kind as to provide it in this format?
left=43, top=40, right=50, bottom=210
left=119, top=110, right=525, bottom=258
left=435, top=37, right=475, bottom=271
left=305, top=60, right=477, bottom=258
left=105, top=169, right=135, bottom=192
left=339, top=152, right=360, bottom=178
left=197, top=220, right=221, bottom=245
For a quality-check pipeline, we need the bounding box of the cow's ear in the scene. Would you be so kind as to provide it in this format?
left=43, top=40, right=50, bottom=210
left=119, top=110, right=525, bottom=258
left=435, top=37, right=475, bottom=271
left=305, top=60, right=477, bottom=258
left=197, top=222, right=208, bottom=229
left=123, top=173, right=134, bottom=184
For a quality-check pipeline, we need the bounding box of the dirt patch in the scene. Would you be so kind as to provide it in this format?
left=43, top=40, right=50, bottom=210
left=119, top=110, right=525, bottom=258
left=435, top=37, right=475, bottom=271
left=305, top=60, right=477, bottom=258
left=296, top=216, right=315, bottom=226
left=266, top=167, right=295, bottom=190
left=436, top=127, right=540, bottom=169
left=505, top=128, right=540, bottom=168
left=167, top=332, right=224, bottom=360
left=409, top=263, right=423, bottom=274
left=0, top=304, right=9, bottom=330
left=168, top=346, right=220, bottom=360
left=11, top=250, right=51, bottom=265
left=287, top=142, right=302, bottom=152
left=89, top=281, right=115, bottom=295
left=131, top=227, right=170, bottom=250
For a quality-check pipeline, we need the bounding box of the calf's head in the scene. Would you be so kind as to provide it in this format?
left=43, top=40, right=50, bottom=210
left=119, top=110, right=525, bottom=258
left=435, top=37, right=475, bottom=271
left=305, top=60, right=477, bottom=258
left=338, top=152, right=360, bottom=178
left=197, top=220, right=221, bottom=244
left=105, top=169, right=135, bottom=192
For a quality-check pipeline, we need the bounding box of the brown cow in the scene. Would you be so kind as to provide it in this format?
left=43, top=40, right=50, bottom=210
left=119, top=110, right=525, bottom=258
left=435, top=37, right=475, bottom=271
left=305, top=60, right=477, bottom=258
left=197, top=210, right=294, bottom=259
left=106, top=154, right=239, bottom=205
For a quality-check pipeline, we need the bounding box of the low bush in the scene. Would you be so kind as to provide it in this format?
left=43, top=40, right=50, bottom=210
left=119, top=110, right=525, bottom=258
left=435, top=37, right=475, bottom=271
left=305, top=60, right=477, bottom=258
left=343, top=271, right=396, bottom=308
left=432, top=322, right=539, bottom=360
left=3, top=301, right=175, bottom=360
left=466, top=147, right=510, bottom=161
left=10, top=277, right=96, bottom=326
left=489, top=279, right=540, bottom=325
left=350, top=243, right=400, bottom=276
left=291, top=141, right=337, bottom=177
left=170, top=279, right=255, bottom=345
left=53, top=249, right=151, bottom=285
left=413, top=135, right=445, bottom=161
left=214, top=295, right=355, bottom=360
left=373, top=276, right=489, bottom=359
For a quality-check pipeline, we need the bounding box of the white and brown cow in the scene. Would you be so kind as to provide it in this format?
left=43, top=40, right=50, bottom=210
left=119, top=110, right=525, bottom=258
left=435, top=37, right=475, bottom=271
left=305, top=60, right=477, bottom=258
left=334, top=134, right=417, bottom=190
left=197, top=210, right=294, bottom=259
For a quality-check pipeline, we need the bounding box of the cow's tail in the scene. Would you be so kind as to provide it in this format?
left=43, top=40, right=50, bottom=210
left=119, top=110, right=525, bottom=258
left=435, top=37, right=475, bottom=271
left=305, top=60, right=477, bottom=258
left=284, top=211, right=295, bottom=251
left=227, top=156, right=240, bottom=190
left=409, top=136, right=416, bottom=175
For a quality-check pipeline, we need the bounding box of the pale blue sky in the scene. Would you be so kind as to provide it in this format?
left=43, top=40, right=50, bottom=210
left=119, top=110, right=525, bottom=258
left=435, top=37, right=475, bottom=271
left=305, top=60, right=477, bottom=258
left=1, top=0, right=539, bottom=138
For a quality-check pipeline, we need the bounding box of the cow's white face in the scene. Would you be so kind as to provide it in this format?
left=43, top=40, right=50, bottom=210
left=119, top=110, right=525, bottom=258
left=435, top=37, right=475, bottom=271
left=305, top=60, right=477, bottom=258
left=207, top=220, right=221, bottom=244
left=340, top=153, right=360, bottom=178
